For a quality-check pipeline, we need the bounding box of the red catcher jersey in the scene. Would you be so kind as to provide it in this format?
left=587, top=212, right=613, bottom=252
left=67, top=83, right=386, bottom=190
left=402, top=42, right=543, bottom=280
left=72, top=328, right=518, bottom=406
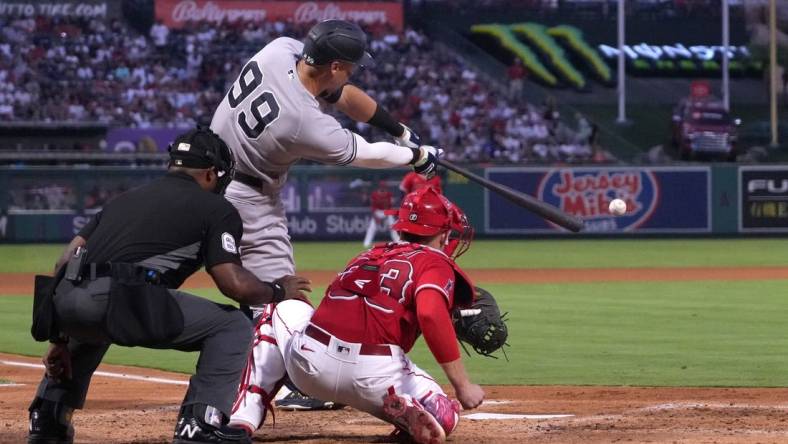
left=399, top=172, right=443, bottom=195
left=310, top=243, right=464, bottom=352
left=370, top=188, right=393, bottom=211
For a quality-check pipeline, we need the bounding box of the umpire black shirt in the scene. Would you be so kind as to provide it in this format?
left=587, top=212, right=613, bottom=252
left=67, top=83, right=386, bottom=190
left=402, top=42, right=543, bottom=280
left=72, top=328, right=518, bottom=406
left=78, top=171, right=243, bottom=288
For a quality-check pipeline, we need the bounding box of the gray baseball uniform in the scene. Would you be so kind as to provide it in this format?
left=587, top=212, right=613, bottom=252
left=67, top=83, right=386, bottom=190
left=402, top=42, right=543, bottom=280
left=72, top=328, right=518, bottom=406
left=210, top=37, right=357, bottom=282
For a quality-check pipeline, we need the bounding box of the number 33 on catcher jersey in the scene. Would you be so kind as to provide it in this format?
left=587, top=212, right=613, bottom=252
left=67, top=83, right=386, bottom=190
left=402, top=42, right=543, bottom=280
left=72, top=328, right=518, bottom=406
left=310, top=243, right=466, bottom=352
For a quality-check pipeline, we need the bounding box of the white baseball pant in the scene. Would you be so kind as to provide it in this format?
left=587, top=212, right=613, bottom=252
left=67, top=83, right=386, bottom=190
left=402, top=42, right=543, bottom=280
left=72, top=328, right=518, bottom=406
left=363, top=210, right=400, bottom=248
left=230, top=300, right=448, bottom=431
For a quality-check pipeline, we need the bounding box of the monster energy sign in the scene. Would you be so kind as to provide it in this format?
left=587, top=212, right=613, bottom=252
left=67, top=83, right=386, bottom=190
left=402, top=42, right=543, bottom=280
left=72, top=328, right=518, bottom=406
left=472, top=23, right=763, bottom=89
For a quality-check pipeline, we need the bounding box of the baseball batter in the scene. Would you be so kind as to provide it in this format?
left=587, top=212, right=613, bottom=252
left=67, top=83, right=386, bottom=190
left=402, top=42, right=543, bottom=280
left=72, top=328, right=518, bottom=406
left=363, top=180, right=399, bottom=248
left=210, top=19, right=438, bottom=283
left=210, top=18, right=440, bottom=412
left=229, top=188, right=484, bottom=443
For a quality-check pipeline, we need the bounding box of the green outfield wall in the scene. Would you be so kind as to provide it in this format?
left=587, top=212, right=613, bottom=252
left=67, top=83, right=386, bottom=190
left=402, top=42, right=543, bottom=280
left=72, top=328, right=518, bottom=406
left=1, top=164, right=786, bottom=242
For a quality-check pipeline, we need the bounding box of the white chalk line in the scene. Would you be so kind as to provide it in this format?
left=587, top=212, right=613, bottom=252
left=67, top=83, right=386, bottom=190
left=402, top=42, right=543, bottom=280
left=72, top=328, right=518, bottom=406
left=0, top=360, right=188, bottom=386
left=640, top=402, right=788, bottom=412
left=464, top=413, right=574, bottom=420
left=0, top=383, right=25, bottom=387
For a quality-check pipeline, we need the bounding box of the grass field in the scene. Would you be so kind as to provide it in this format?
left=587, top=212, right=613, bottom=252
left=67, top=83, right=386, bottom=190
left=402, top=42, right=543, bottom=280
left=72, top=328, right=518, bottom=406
left=2, top=239, right=787, bottom=387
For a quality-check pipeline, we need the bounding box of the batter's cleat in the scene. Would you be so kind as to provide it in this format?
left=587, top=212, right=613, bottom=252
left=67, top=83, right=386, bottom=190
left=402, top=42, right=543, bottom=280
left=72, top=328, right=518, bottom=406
left=274, top=387, right=343, bottom=411
left=172, top=404, right=251, bottom=444
left=420, top=394, right=460, bottom=436
left=382, top=393, right=445, bottom=444
left=27, top=398, right=74, bottom=444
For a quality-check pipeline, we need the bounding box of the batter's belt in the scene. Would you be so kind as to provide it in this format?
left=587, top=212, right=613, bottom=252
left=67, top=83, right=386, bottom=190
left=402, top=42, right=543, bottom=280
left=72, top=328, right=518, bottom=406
left=305, top=325, right=392, bottom=356
left=234, top=170, right=281, bottom=191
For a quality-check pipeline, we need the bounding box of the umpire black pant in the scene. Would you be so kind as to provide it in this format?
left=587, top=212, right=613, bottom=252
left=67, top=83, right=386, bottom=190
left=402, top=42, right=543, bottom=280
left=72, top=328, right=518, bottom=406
left=33, top=277, right=252, bottom=418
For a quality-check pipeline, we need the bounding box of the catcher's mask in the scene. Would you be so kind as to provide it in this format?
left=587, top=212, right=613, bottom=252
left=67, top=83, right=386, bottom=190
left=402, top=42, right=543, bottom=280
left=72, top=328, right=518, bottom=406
left=391, top=187, right=473, bottom=259
left=168, top=126, right=235, bottom=195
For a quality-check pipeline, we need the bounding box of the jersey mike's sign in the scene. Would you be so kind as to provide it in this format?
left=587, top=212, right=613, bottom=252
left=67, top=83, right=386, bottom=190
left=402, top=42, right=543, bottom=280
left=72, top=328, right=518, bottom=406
left=486, top=167, right=711, bottom=234
left=156, top=1, right=404, bottom=30
left=537, top=169, right=659, bottom=232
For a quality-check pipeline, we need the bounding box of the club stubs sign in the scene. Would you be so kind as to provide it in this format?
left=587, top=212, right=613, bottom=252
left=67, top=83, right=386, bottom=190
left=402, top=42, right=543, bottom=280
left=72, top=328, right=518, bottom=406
left=486, top=167, right=711, bottom=234
left=739, top=166, right=788, bottom=232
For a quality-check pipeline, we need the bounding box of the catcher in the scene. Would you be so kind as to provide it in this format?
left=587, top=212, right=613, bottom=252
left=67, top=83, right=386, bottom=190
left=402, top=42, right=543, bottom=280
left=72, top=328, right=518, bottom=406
left=229, top=187, right=508, bottom=444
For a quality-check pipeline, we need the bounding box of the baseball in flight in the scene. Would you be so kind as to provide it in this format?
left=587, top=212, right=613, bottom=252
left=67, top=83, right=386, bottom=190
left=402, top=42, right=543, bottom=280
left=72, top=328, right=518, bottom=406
left=609, top=198, right=627, bottom=216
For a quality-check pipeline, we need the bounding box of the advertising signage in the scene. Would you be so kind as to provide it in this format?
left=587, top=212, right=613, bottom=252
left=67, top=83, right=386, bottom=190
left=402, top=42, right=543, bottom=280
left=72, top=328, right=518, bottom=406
left=472, top=23, right=761, bottom=89
left=486, top=167, right=711, bottom=234
left=0, top=1, right=119, bottom=19
left=155, top=1, right=404, bottom=30
left=739, top=166, right=788, bottom=232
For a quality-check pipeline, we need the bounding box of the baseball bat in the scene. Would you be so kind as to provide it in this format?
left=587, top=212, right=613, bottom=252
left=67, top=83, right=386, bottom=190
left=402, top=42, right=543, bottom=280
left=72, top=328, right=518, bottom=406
left=437, top=159, right=585, bottom=233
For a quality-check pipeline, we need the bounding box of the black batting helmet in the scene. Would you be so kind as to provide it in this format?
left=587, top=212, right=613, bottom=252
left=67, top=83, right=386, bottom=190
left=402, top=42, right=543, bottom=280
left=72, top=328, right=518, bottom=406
left=168, top=126, right=235, bottom=195
left=301, top=19, right=375, bottom=68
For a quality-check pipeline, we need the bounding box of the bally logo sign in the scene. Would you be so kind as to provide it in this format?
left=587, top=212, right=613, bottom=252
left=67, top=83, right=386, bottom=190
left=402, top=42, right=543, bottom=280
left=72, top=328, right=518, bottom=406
left=156, top=0, right=403, bottom=30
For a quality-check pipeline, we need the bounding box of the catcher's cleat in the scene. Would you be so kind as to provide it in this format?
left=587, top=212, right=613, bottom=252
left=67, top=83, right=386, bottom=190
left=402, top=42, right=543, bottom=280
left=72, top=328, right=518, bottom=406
left=382, top=393, right=446, bottom=444
left=274, top=387, right=344, bottom=411
left=27, top=398, right=74, bottom=444
left=172, top=404, right=251, bottom=444
left=420, top=394, right=460, bottom=436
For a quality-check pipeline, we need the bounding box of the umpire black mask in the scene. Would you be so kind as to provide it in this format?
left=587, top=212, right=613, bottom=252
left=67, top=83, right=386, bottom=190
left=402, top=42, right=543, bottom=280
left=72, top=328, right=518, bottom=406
left=168, top=127, right=235, bottom=194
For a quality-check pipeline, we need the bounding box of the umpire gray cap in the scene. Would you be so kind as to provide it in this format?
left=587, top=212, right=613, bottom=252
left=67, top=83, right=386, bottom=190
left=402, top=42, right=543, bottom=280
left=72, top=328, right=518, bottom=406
left=301, top=19, right=375, bottom=68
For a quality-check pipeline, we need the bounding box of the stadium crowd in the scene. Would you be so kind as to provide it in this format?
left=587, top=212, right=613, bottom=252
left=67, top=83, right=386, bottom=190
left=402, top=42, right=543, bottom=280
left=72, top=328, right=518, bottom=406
left=0, top=14, right=600, bottom=164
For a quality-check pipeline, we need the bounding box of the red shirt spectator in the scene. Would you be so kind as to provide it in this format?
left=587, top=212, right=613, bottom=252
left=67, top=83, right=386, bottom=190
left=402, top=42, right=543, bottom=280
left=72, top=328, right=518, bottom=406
left=370, top=184, right=393, bottom=211
left=400, top=172, right=442, bottom=195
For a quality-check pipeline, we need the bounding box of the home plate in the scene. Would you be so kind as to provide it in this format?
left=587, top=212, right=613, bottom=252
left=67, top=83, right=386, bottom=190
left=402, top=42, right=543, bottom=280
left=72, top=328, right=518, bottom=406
left=464, top=413, right=574, bottom=420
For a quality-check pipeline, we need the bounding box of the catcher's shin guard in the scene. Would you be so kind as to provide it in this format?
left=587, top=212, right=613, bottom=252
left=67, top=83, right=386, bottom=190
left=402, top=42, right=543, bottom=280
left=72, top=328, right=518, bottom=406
left=230, top=307, right=284, bottom=430
left=27, top=398, right=74, bottom=444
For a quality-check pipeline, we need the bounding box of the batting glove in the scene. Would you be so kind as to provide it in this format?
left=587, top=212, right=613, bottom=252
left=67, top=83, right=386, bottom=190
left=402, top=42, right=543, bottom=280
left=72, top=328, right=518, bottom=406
left=395, top=123, right=422, bottom=149
left=411, top=145, right=443, bottom=179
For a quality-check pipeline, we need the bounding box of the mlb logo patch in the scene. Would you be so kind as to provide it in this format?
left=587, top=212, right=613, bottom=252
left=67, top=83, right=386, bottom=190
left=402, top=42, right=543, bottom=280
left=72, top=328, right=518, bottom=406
left=444, top=279, right=454, bottom=293
left=177, top=142, right=191, bottom=151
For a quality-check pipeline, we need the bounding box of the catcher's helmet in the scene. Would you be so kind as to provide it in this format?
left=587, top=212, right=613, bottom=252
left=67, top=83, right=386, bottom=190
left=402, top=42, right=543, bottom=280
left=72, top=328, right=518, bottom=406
left=302, top=19, right=374, bottom=68
left=392, top=187, right=473, bottom=258
left=168, top=126, right=235, bottom=195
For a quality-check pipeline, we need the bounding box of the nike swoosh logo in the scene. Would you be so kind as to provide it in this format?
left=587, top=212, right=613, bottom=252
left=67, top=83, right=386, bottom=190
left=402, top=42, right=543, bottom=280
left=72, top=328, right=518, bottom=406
left=300, top=344, right=315, bottom=352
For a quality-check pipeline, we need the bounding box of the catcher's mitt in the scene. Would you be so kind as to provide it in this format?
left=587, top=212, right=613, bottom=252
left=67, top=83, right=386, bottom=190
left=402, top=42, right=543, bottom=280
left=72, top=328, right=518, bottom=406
left=452, top=287, right=509, bottom=359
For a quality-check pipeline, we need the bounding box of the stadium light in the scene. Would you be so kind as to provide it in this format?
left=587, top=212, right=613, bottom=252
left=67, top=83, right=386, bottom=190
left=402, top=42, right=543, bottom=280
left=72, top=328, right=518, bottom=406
left=769, top=0, right=779, bottom=147
left=616, top=0, right=627, bottom=124
left=722, top=0, right=730, bottom=111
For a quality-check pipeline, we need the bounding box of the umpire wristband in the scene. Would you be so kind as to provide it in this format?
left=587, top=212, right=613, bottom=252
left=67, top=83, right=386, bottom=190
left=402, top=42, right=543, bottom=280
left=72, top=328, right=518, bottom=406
left=367, top=104, right=404, bottom=138
left=266, top=281, right=286, bottom=303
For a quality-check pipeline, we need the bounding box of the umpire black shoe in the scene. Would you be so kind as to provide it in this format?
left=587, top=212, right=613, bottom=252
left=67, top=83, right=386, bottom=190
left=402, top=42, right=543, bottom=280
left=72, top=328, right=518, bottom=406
left=172, top=404, right=251, bottom=444
left=27, top=398, right=75, bottom=444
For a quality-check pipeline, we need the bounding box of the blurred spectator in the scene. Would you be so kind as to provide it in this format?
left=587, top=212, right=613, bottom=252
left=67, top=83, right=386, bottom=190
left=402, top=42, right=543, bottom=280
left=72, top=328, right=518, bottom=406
left=149, top=20, right=169, bottom=47
left=0, top=207, right=6, bottom=240
left=507, top=59, right=527, bottom=97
